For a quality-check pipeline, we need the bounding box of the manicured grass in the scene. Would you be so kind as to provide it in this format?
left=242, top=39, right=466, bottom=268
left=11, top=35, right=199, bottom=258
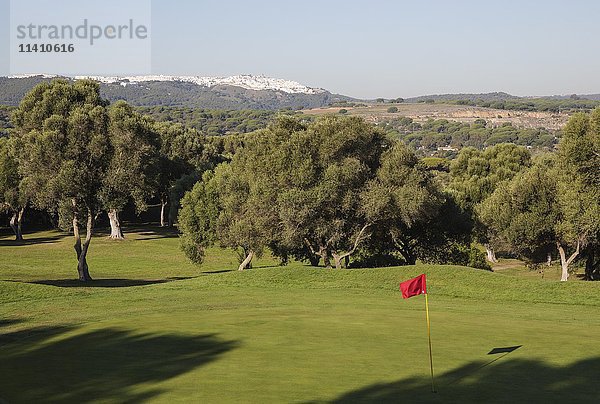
left=0, top=227, right=599, bottom=403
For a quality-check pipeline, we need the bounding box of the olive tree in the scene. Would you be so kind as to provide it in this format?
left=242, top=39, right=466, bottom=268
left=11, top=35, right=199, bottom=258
left=558, top=110, right=600, bottom=280
left=0, top=137, right=27, bottom=240
left=449, top=144, right=531, bottom=262
left=100, top=101, right=159, bottom=239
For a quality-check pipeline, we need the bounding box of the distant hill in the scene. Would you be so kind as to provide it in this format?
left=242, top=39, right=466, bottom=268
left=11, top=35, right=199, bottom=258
left=0, top=75, right=354, bottom=110
left=2, top=76, right=599, bottom=112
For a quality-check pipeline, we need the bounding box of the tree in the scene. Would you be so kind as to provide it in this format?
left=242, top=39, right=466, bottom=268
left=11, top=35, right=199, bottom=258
left=361, top=143, right=446, bottom=264
left=100, top=101, right=159, bottom=239
left=13, top=80, right=111, bottom=281
left=0, top=137, right=27, bottom=240
left=449, top=144, right=531, bottom=262
left=179, top=115, right=390, bottom=270
left=558, top=110, right=600, bottom=280
left=154, top=121, right=216, bottom=227
left=478, top=153, right=595, bottom=281
left=478, top=162, right=555, bottom=270
left=178, top=171, right=219, bottom=265
left=275, top=116, right=390, bottom=268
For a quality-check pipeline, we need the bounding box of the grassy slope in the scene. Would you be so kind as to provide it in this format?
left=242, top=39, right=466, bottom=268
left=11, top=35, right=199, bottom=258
left=0, top=228, right=598, bottom=403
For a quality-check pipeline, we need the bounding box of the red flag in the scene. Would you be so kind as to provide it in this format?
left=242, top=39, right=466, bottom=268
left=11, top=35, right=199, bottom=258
left=399, top=274, right=427, bottom=299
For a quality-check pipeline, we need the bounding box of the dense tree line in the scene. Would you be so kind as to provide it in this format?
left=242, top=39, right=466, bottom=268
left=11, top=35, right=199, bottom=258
left=445, top=98, right=600, bottom=113
left=406, top=92, right=600, bottom=113
left=2, top=80, right=598, bottom=282
left=380, top=117, right=557, bottom=154
left=136, top=106, right=293, bottom=136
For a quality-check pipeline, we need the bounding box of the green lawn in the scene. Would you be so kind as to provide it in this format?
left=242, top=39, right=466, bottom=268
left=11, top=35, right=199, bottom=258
left=0, top=227, right=599, bottom=403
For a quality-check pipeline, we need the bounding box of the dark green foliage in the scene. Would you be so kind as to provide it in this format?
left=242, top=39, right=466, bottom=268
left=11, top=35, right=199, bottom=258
left=478, top=161, right=559, bottom=262
left=386, top=106, right=398, bottom=113
left=101, top=101, right=160, bottom=214
left=179, top=116, right=477, bottom=270
left=178, top=171, right=219, bottom=264
left=381, top=117, right=556, bottom=153
left=449, top=144, right=532, bottom=209
left=137, top=107, right=287, bottom=136
left=558, top=110, right=600, bottom=279
left=0, top=105, right=14, bottom=138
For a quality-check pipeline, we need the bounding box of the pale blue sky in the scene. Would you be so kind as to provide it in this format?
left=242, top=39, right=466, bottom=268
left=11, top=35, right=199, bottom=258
left=2, top=0, right=599, bottom=98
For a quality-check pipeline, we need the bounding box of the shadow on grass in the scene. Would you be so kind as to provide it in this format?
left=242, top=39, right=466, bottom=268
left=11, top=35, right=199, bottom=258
left=0, top=318, right=23, bottom=328
left=19, top=276, right=198, bottom=288
left=202, top=269, right=235, bottom=275
left=0, top=234, right=66, bottom=246
left=316, top=356, right=600, bottom=403
left=0, top=324, right=238, bottom=403
left=124, top=224, right=179, bottom=241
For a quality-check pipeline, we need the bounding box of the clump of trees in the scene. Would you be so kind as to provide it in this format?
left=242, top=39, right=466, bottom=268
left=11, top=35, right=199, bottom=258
left=477, top=112, right=600, bottom=281
left=179, top=115, right=483, bottom=270
left=449, top=143, right=532, bottom=263
left=4, top=80, right=218, bottom=281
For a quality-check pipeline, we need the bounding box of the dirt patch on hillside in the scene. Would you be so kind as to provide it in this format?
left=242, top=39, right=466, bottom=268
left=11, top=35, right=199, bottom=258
left=303, top=103, right=569, bottom=130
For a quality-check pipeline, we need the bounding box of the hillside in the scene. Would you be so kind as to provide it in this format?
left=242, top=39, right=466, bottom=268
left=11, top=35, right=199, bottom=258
left=0, top=75, right=353, bottom=110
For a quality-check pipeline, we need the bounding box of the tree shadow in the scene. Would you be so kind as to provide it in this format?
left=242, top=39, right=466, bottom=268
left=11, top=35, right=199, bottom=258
left=0, top=235, right=65, bottom=246
left=202, top=269, right=234, bottom=275
left=0, top=318, right=23, bottom=328
left=123, top=224, right=180, bottom=241
left=320, top=356, right=600, bottom=403
left=18, top=276, right=198, bottom=288
left=0, top=324, right=238, bottom=403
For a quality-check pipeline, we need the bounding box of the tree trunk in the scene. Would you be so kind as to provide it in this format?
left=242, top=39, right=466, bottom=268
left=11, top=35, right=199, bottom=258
left=160, top=197, right=168, bottom=227
left=557, top=240, right=580, bottom=282
left=308, top=255, right=320, bottom=266
left=238, top=250, right=254, bottom=271
left=9, top=209, right=24, bottom=241
left=303, top=238, right=321, bottom=266
left=17, top=208, right=24, bottom=241
left=332, top=254, right=342, bottom=270
left=320, top=245, right=331, bottom=268
left=331, top=224, right=371, bottom=269
left=485, top=244, right=498, bottom=263
left=73, top=201, right=93, bottom=282
left=332, top=253, right=351, bottom=269
left=547, top=252, right=552, bottom=267
left=108, top=209, right=124, bottom=239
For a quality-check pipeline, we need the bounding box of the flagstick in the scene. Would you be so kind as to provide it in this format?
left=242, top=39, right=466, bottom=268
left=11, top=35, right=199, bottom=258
left=425, top=293, right=436, bottom=393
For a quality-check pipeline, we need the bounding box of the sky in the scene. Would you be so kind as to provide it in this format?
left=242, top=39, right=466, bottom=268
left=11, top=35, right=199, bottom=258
left=1, top=0, right=599, bottom=98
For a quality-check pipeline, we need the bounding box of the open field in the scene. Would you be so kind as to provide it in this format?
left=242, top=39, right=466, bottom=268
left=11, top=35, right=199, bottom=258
left=1, top=228, right=599, bottom=403
left=301, top=103, right=570, bottom=130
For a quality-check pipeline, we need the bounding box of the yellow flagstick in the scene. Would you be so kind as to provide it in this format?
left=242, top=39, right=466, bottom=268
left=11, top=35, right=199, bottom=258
left=425, top=292, right=436, bottom=393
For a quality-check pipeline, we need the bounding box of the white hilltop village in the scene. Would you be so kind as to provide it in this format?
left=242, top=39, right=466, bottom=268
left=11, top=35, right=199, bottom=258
left=7, top=74, right=327, bottom=95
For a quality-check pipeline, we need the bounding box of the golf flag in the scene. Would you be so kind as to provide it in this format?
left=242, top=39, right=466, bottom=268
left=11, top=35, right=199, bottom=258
left=399, top=273, right=436, bottom=393
left=399, top=274, right=427, bottom=299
